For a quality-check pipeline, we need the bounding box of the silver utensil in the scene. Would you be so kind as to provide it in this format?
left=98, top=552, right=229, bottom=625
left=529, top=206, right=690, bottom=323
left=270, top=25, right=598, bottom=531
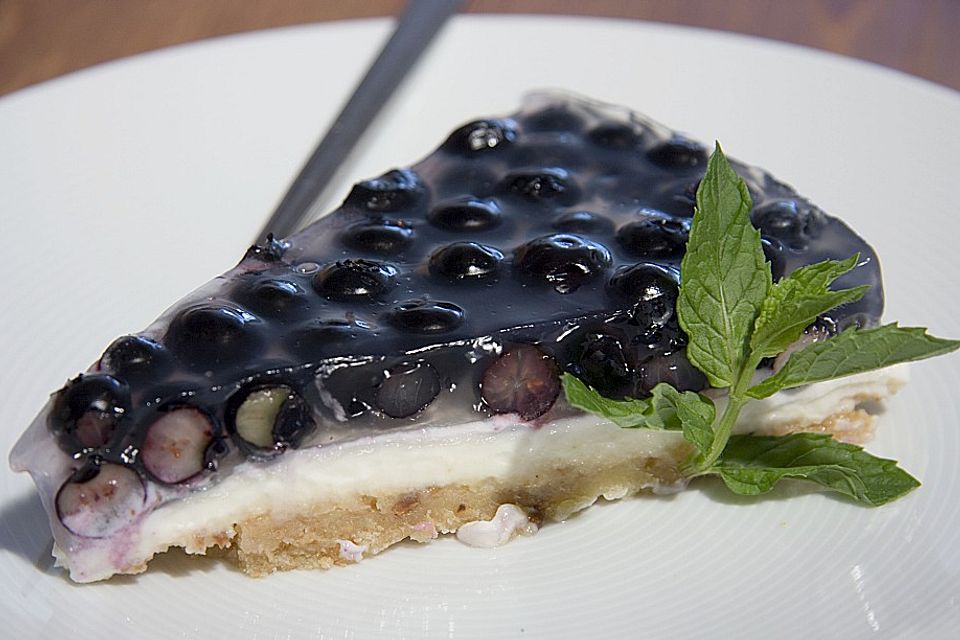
left=254, top=0, right=465, bottom=243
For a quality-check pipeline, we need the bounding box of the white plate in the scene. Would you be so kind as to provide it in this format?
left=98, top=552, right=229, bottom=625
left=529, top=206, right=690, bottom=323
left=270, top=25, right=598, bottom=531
left=1, top=15, right=959, bottom=639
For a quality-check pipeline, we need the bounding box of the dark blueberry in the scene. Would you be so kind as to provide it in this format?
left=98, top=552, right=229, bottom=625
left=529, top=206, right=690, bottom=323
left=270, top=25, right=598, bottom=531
left=233, top=278, right=309, bottom=317
left=99, top=335, right=171, bottom=383
left=501, top=168, right=578, bottom=205
left=376, top=361, right=442, bottom=419
left=647, top=137, right=708, bottom=170
left=637, top=351, right=707, bottom=395
left=552, top=210, right=614, bottom=234
left=285, top=318, right=375, bottom=356
left=227, top=385, right=315, bottom=455
left=761, top=237, right=787, bottom=281
left=514, top=234, right=612, bottom=294
left=524, top=106, right=585, bottom=133
left=428, top=242, right=503, bottom=281
left=386, top=300, right=464, bottom=334
left=576, top=333, right=632, bottom=398
left=588, top=122, right=641, bottom=149
left=616, top=211, right=690, bottom=259
left=165, top=305, right=263, bottom=369
left=56, top=461, right=146, bottom=538
left=242, top=233, right=288, bottom=262
left=343, top=169, right=425, bottom=213
left=49, top=374, right=130, bottom=452
left=480, top=345, right=560, bottom=421
left=312, top=259, right=398, bottom=302
left=442, top=118, right=517, bottom=154
left=751, top=199, right=826, bottom=250
left=608, top=263, right=682, bottom=340
left=341, top=220, right=414, bottom=255
left=141, top=406, right=216, bottom=484
left=428, top=198, right=502, bottom=232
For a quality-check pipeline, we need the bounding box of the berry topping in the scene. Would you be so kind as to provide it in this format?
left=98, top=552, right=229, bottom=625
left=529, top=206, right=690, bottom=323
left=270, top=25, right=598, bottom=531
left=234, top=278, right=309, bottom=317
left=341, top=220, right=414, bottom=255
left=752, top=199, right=826, bottom=250
left=428, top=242, right=504, bottom=281
left=228, top=385, right=315, bottom=453
left=637, top=350, right=706, bottom=395
left=576, top=333, right=632, bottom=398
left=552, top=210, right=614, bottom=234
left=243, top=234, right=288, bottom=262
left=587, top=122, right=641, bottom=149
left=56, top=462, right=146, bottom=538
left=428, top=198, right=502, bottom=232
left=141, top=407, right=216, bottom=484
left=312, top=259, right=398, bottom=302
left=165, top=305, right=262, bottom=369
left=49, top=374, right=130, bottom=451
left=99, top=335, right=172, bottom=383
left=343, top=169, right=424, bottom=212
left=386, top=300, right=465, bottom=334
left=376, top=361, right=442, bottom=418
left=285, top=318, right=375, bottom=356
left=616, top=211, right=690, bottom=259
left=646, top=137, right=708, bottom=169
left=502, top=168, right=577, bottom=204
left=524, top=106, right=584, bottom=133
left=443, top=119, right=517, bottom=154
left=761, top=237, right=787, bottom=282
left=514, top=234, right=612, bottom=294
left=480, top=345, right=560, bottom=421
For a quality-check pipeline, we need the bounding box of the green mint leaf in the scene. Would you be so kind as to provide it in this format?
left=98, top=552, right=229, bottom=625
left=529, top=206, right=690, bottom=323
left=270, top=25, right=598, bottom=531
left=562, top=373, right=654, bottom=428
left=561, top=375, right=715, bottom=453
left=678, top=143, right=770, bottom=388
left=750, top=255, right=868, bottom=359
left=748, top=323, right=960, bottom=399
left=712, top=433, right=920, bottom=506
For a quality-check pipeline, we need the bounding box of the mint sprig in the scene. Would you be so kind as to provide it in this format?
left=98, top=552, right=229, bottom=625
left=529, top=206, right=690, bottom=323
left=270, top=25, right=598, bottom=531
left=562, top=144, right=960, bottom=506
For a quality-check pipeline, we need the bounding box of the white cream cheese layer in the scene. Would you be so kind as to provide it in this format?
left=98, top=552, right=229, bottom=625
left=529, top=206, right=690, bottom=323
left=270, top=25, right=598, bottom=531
left=38, top=364, right=908, bottom=582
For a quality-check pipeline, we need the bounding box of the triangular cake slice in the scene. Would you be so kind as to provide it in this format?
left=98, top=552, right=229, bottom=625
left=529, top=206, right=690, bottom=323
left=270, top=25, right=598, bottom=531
left=10, top=92, right=903, bottom=582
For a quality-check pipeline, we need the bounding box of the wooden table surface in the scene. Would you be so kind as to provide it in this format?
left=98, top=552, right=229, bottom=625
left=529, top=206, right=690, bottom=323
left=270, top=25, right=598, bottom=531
left=1, top=0, right=959, bottom=97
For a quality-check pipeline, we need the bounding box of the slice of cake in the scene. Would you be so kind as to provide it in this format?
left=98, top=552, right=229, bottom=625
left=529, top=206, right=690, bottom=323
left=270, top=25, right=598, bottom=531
left=9, top=92, right=899, bottom=582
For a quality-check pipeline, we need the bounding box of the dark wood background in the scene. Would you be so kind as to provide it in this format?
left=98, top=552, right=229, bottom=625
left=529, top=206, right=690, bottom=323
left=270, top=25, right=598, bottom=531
left=1, top=0, right=959, bottom=97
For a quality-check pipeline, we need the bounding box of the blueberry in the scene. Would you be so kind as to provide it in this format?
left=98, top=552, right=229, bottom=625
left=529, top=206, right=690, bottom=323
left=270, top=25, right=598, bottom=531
left=376, top=361, right=442, bottom=419
left=56, top=461, right=146, bottom=538
left=343, top=169, right=425, bottom=212
left=49, top=374, right=130, bottom=452
left=227, top=385, right=315, bottom=455
left=428, top=242, right=503, bottom=281
left=761, top=237, right=787, bottom=281
left=576, top=333, right=632, bottom=398
left=480, top=345, right=560, bottom=420
left=386, top=300, right=465, bottom=334
left=616, top=211, right=690, bottom=259
left=233, top=277, right=309, bottom=317
left=99, top=335, right=171, bottom=383
left=607, top=263, right=683, bottom=343
left=588, top=122, right=641, bottom=149
left=312, top=259, right=398, bottom=302
left=428, top=198, right=502, bottom=232
left=524, top=106, right=584, bottom=133
left=751, top=199, right=826, bottom=250
left=501, top=168, right=578, bottom=205
left=141, top=406, right=217, bottom=484
left=552, top=210, right=614, bottom=234
left=341, top=220, right=414, bottom=255
left=514, top=234, right=612, bottom=294
left=165, top=304, right=263, bottom=369
left=647, top=137, right=708, bottom=169
left=637, top=351, right=707, bottom=395
left=242, top=233, right=288, bottom=262
left=443, top=119, right=517, bottom=154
